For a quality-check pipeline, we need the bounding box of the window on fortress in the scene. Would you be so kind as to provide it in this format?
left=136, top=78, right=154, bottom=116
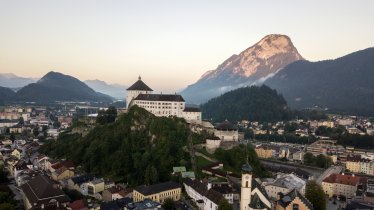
left=293, top=204, right=299, bottom=210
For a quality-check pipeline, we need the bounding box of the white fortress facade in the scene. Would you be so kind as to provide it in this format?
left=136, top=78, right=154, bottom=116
left=126, top=77, right=202, bottom=124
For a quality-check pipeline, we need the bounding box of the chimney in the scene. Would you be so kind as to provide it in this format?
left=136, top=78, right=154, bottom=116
left=207, top=182, right=212, bottom=190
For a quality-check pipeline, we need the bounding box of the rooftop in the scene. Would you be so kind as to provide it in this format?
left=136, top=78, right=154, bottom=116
left=134, top=93, right=185, bottom=102
left=323, top=173, right=360, bottom=186
left=127, top=77, right=153, bottom=91
left=215, top=120, right=237, bottom=131
left=20, top=175, right=70, bottom=207
left=135, top=181, right=181, bottom=196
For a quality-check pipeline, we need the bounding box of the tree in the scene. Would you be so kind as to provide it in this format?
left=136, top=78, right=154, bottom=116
left=0, top=166, right=8, bottom=183
left=144, top=165, right=158, bottom=185
left=305, top=180, right=326, bottom=210
left=0, top=203, right=15, bottom=210
left=315, top=154, right=332, bottom=169
left=9, top=134, right=15, bottom=141
left=96, top=106, right=118, bottom=125
left=304, top=152, right=314, bottom=166
left=162, top=198, right=176, bottom=210
left=33, top=127, right=39, bottom=137
left=284, top=122, right=298, bottom=133
left=218, top=199, right=233, bottom=210
left=62, top=188, right=83, bottom=201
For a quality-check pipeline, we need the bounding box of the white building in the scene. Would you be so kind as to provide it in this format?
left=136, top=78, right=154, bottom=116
left=214, top=120, right=239, bottom=142
left=240, top=164, right=272, bottom=210
left=126, top=77, right=201, bottom=124
left=264, top=174, right=306, bottom=200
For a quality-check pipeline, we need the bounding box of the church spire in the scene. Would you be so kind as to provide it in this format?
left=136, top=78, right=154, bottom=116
left=138, top=75, right=141, bottom=80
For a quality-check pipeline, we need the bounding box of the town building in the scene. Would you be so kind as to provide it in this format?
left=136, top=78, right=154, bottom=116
left=240, top=164, right=272, bottom=210
left=255, top=144, right=278, bottom=159
left=345, top=155, right=374, bottom=175
left=183, top=178, right=224, bottom=210
left=322, top=173, right=360, bottom=198
left=126, top=77, right=201, bottom=124
left=20, top=175, right=70, bottom=210
left=275, top=189, right=314, bottom=210
left=133, top=181, right=181, bottom=203
left=264, top=174, right=306, bottom=200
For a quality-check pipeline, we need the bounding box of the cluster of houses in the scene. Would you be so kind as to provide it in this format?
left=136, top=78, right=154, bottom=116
left=254, top=143, right=304, bottom=162
left=184, top=164, right=314, bottom=210
left=237, top=115, right=374, bottom=138
left=0, top=105, right=73, bottom=138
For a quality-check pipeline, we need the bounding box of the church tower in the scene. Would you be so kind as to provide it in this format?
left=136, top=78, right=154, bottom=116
left=240, top=164, right=253, bottom=210
left=126, top=76, right=153, bottom=109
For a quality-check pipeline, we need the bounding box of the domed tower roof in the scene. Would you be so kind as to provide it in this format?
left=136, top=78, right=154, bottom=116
left=242, top=164, right=253, bottom=173
left=127, top=76, right=153, bottom=91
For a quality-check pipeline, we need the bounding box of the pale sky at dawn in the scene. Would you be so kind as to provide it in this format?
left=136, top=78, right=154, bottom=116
left=0, top=0, right=373, bottom=92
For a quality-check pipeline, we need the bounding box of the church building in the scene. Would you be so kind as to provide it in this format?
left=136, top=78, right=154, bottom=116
left=126, top=76, right=202, bottom=124
left=240, top=164, right=272, bottom=210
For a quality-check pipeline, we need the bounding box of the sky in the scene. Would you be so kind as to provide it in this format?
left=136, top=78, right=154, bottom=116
left=0, top=0, right=374, bottom=92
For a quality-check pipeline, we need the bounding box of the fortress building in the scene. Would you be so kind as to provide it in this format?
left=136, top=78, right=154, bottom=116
left=126, top=76, right=201, bottom=124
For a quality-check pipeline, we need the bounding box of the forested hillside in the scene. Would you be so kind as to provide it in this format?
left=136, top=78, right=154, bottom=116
left=40, top=106, right=193, bottom=185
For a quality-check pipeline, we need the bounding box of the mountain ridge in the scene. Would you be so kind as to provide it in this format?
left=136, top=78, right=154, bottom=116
left=0, top=73, right=38, bottom=88
left=84, top=79, right=126, bottom=100
left=2, top=71, right=113, bottom=103
left=265, top=47, right=374, bottom=116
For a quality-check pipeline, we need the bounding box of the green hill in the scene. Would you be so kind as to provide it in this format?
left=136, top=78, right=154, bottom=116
left=201, top=85, right=293, bottom=122
left=40, top=106, right=192, bottom=185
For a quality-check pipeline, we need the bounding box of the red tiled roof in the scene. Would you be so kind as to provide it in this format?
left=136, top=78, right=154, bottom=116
left=69, top=199, right=86, bottom=210
left=323, top=173, right=360, bottom=186
left=51, top=160, right=75, bottom=170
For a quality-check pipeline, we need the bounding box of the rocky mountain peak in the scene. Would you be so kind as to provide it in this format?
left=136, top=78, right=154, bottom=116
left=182, top=34, right=304, bottom=104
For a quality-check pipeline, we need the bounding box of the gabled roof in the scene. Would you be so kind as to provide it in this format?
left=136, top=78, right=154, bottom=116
left=127, top=77, right=153, bottom=91
left=252, top=178, right=270, bottom=201
left=20, top=175, right=70, bottom=207
left=100, top=197, right=132, bottom=210
left=323, top=173, right=360, bottom=186
left=134, top=94, right=185, bottom=102
left=51, top=160, right=75, bottom=170
left=183, top=178, right=224, bottom=205
left=215, top=120, right=237, bottom=131
left=277, top=189, right=314, bottom=210
left=135, top=181, right=181, bottom=196
left=249, top=193, right=269, bottom=209
left=71, top=174, right=95, bottom=185
left=205, top=189, right=224, bottom=205
left=183, top=107, right=201, bottom=112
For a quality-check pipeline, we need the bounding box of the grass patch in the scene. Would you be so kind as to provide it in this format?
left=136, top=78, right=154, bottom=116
left=196, top=156, right=213, bottom=168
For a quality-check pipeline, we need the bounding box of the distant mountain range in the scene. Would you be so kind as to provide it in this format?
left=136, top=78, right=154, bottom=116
left=0, top=72, right=113, bottom=103
left=84, top=80, right=126, bottom=100
left=181, top=34, right=303, bottom=104
left=265, top=47, right=374, bottom=116
left=0, top=73, right=38, bottom=88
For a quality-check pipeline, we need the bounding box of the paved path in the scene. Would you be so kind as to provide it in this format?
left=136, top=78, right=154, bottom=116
left=259, top=159, right=325, bottom=179
left=317, top=165, right=343, bottom=184
left=194, top=151, right=218, bottom=163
